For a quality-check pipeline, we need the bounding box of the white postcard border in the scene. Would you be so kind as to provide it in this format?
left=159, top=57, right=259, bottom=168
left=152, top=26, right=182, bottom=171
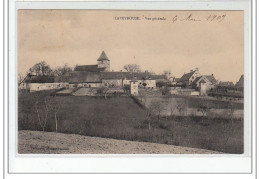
left=8, top=0, right=253, bottom=174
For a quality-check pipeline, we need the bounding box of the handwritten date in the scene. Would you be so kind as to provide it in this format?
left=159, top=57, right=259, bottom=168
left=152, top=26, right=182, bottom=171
left=172, top=14, right=226, bottom=23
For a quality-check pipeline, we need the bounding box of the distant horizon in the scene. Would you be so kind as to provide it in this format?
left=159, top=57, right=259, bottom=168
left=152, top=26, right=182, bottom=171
left=18, top=10, right=244, bottom=83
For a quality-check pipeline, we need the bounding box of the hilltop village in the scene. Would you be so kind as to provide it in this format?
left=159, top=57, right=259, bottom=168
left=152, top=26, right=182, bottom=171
left=19, top=51, right=244, bottom=99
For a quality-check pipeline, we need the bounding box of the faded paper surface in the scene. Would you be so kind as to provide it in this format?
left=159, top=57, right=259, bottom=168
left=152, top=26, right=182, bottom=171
left=18, top=10, right=243, bottom=82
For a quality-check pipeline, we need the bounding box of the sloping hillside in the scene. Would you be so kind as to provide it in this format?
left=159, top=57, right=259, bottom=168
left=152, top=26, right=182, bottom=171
left=18, top=130, right=221, bottom=154
left=18, top=91, right=244, bottom=153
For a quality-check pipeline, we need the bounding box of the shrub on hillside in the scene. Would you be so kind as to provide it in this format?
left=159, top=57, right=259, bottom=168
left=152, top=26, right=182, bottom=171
left=123, top=85, right=130, bottom=93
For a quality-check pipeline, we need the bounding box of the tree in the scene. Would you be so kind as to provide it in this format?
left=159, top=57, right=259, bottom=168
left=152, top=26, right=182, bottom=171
left=228, top=101, right=235, bottom=125
left=145, top=108, right=152, bottom=130
left=18, top=73, right=24, bottom=86
left=221, top=101, right=236, bottom=151
left=176, top=99, right=187, bottom=116
left=123, top=84, right=130, bottom=94
left=53, top=63, right=72, bottom=76
left=34, top=94, right=51, bottom=132
left=28, top=61, right=53, bottom=76
left=97, top=86, right=109, bottom=99
left=156, top=81, right=169, bottom=88
left=51, top=96, right=63, bottom=132
left=161, top=86, right=170, bottom=95
left=123, top=64, right=141, bottom=73
left=197, top=103, right=210, bottom=122
left=138, top=89, right=147, bottom=103
left=149, top=102, right=163, bottom=121
left=169, top=101, right=176, bottom=121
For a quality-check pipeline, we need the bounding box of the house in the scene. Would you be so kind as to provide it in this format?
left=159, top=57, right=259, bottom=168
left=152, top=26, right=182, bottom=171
left=19, top=73, right=59, bottom=92
left=191, top=74, right=217, bottom=91
left=55, top=51, right=165, bottom=89
left=101, top=71, right=157, bottom=88
left=169, top=77, right=180, bottom=86
left=176, top=68, right=201, bottom=88
left=235, top=74, right=244, bottom=91
left=130, top=79, right=139, bottom=96
left=74, top=51, right=109, bottom=72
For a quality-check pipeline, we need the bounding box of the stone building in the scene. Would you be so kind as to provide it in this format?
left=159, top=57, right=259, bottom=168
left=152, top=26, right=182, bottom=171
left=176, top=68, right=201, bottom=88
left=55, top=51, right=165, bottom=89
left=97, top=51, right=110, bottom=72
left=130, top=79, right=139, bottom=96
left=191, top=74, right=217, bottom=91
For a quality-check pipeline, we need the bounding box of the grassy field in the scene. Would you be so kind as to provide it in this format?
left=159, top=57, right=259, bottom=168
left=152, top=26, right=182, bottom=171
left=18, top=90, right=244, bottom=154
left=139, top=96, right=243, bottom=118
left=19, top=130, right=222, bottom=154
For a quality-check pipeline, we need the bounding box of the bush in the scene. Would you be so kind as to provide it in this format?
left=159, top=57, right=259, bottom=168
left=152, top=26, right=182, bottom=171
left=161, top=87, right=170, bottom=95
left=97, top=87, right=105, bottom=94
left=158, top=121, right=169, bottom=130
left=156, top=81, right=167, bottom=88
left=123, top=85, right=130, bottom=93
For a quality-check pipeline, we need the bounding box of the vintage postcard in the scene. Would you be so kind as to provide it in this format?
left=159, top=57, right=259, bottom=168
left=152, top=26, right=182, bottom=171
left=17, top=10, right=244, bottom=155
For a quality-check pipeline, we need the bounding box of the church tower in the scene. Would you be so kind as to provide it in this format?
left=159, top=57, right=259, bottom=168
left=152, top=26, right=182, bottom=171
left=97, top=51, right=110, bottom=72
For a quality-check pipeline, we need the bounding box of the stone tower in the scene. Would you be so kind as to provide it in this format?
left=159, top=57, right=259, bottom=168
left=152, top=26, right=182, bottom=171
left=97, top=51, right=110, bottom=71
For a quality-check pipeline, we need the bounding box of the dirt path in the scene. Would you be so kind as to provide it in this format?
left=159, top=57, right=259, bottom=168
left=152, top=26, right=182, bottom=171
left=18, top=130, right=222, bottom=154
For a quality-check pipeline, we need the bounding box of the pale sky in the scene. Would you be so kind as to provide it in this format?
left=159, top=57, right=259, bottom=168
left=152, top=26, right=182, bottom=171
left=18, top=10, right=244, bottom=82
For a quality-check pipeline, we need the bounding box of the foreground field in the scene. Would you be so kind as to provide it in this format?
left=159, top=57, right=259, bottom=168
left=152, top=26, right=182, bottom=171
left=19, top=91, right=243, bottom=154
left=18, top=130, right=222, bottom=154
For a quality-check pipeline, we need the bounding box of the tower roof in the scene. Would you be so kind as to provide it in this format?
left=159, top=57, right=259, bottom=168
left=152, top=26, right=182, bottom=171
left=97, top=51, right=110, bottom=61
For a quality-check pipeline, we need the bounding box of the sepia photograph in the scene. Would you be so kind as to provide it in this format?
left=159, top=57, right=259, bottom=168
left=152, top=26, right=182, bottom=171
left=17, top=10, right=244, bottom=155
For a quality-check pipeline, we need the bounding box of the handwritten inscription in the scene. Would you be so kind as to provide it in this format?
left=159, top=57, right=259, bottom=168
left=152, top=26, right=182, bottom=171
left=114, top=14, right=227, bottom=24
left=172, top=14, right=226, bottom=23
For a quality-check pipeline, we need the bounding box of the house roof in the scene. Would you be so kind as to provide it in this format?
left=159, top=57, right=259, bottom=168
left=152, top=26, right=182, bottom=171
left=199, top=79, right=207, bottom=83
left=23, top=75, right=55, bottom=83
left=191, top=76, right=202, bottom=85
left=101, top=72, right=146, bottom=80
left=74, top=65, right=106, bottom=72
left=101, top=72, right=127, bottom=80
left=149, top=75, right=167, bottom=80
left=190, top=75, right=217, bottom=86
left=57, top=70, right=166, bottom=83
left=173, top=77, right=180, bottom=82
left=178, top=70, right=196, bottom=82
left=235, top=75, right=244, bottom=88
left=100, top=72, right=167, bottom=80
left=205, top=75, right=217, bottom=84
left=68, top=71, right=102, bottom=83
left=97, top=51, right=110, bottom=61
